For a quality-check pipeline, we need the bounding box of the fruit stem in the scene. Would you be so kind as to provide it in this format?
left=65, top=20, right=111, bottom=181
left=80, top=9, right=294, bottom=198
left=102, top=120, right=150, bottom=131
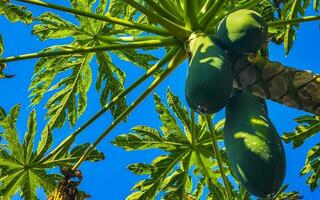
left=205, top=115, right=233, bottom=200
left=15, top=0, right=170, bottom=36
left=0, top=37, right=179, bottom=63
left=71, top=49, right=186, bottom=170
left=38, top=47, right=180, bottom=164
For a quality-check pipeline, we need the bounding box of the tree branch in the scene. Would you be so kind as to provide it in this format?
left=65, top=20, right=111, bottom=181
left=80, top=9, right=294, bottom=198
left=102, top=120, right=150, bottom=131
left=233, top=54, right=320, bottom=115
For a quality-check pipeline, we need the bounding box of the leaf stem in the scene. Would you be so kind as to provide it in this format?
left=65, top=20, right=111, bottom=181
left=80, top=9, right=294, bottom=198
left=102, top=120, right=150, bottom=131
left=268, top=15, right=320, bottom=27
left=159, top=0, right=183, bottom=21
left=71, top=49, right=186, bottom=170
left=15, top=0, right=170, bottom=36
left=143, top=0, right=183, bottom=25
left=198, top=0, right=214, bottom=19
left=199, top=0, right=227, bottom=31
left=183, top=0, right=199, bottom=30
left=190, top=111, right=196, bottom=145
left=39, top=47, right=181, bottom=163
left=123, top=0, right=191, bottom=40
left=205, top=115, right=233, bottom=200
left=95, top=35, right=175, bottom=43
left=0, top=37, right=179, bottom=63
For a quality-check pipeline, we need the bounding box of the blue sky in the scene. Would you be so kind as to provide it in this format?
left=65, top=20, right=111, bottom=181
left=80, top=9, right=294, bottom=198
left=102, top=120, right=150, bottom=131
left=1, top=1, right=319, bottom=200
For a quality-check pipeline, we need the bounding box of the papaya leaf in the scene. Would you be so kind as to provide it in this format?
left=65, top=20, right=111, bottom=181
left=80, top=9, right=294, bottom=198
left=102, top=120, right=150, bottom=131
left=38, top=52, right=92, bottom=129
left=0, top=105, right=104, bottom=199
left=108, top=0, right=138, bottom=20
left=96, top=51, right=126, bottom=118
left=265, top=184, right=303, bottom=200
left=166, top=88, right=192, bottom=139
left=275, top=0, right=309, bottom=55
left=207, top=181, right=226, bottom=200
left=29, top=0, right=158, bottom=129
left=154, top=93, right=186, bottom=140
left=190, top=177, right=206, bottom=199
left=126, top=152, right=188, bottom=200
left=112, top=126, right=181, bottom=151
left=234, top=184, right=251, bottom=200
left=0, top=0, right=33, bottom=24
left=32, top=12, right=80, bottom=41
left=282, top=115, right=320, bottom=148
left=300, top=143, right=319, bottom=191
left=112, top=90, right=227, bottom=199
left=113, top=49, right=158, bottom=71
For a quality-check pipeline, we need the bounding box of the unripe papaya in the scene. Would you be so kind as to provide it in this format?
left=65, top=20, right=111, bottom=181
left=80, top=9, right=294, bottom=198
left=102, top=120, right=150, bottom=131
left=216, top=9, right=268, bottom=54
left=224, top=91, right=286, bottom=197
left=185, top=34, right=233, bottom=114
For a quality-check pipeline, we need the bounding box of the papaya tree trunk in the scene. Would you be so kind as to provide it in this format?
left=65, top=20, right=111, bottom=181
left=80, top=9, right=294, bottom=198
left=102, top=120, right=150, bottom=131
left=232, top=54, right=320, bottom=115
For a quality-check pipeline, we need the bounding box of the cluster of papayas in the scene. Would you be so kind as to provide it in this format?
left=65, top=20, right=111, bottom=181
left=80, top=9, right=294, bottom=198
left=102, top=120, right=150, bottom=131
left=185, top=9, right=286, bottom=198
left=185, top=9, right=268, bottom=114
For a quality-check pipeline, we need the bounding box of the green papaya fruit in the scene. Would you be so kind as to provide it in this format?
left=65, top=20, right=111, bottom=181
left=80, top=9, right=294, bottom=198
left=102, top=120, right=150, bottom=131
left=216, top=9, right=268, bottom=54
left=224, top=91, right=286, bottom=197
left=185, top=33, right=233, bottom=114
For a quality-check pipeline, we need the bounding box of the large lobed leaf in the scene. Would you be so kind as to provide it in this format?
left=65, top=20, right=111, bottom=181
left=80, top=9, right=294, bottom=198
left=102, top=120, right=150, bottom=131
left=0, top=105, right=104, bottom=199
left=113, top=89, right=228, bottom=199
left=29, top=0, right=159, bottom=130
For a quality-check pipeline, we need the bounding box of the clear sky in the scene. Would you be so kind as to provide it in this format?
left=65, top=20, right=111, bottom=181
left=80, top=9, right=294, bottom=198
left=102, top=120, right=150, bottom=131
left=1, top=1, right=319, bottom=200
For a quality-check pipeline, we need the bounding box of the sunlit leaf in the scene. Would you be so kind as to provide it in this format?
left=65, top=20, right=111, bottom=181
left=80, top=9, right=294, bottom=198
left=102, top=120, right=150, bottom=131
left=0, top=105, right=104, bottom=199
left=154, top=93, right=186, bottom=139
left=96, top=51, right=127, bottom=118
left=276, top=0, right=309, bottom=55
left=266, top=184, right=303, bottom=200
left=28, top=0, right=156, bottom=129
left=113, top=49, right=158, bottom=71
left=32, top=12, right=80, bottom=41
left=282, top=115, right=320, bottom=148
left=166, top=88, right=192, bottom=139
left=0, top=0, right=33, bottom=24
left=113, top=90, right=227, bottom=199
left=300, top=143, right=319, bottom=191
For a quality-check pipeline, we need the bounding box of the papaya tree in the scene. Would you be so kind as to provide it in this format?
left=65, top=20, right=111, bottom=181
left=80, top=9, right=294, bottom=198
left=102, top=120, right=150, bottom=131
left=0, top=0, right=319, bottom=199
